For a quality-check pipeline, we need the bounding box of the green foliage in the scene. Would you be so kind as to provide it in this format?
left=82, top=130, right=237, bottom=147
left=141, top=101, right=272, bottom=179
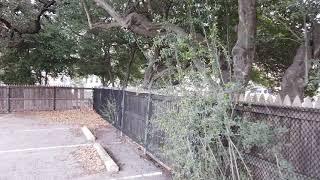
left=100, top=98, right=118, bottom=125
left=1, top=0, right=147, bottom=86
left=149, top=23, right=289, bottom=178
left=77, top=30, right=146, bottom=86
left=30, top=25, right=78, bottom=75
left=152, top=70, right=287, bottom=180
left=0, top=49, right=36, bottom=84
left=249, top=68, right=276, bottom=88
left=255, top=0, right=320, bottom=89
left=305, top=59, right=320, bottom=97
left=48, top=0, right=148, bottom=86
left=255, top=14, right=300, bottom=87
left=0, top=24, right=77, bottom=84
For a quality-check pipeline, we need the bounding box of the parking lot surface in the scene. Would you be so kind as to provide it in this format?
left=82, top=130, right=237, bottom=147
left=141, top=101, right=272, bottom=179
left=0, top=114, right=170, bottom=180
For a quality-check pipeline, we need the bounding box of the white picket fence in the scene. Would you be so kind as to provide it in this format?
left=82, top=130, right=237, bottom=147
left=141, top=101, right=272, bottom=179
left=238, top=93, right=320, bottom=109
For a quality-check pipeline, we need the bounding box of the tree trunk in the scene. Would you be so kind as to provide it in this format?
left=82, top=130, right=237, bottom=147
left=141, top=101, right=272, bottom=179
left=313, top=24, right=320, bottom=58
left=142, top=47, right=161, bottom=89
left=280, top=44, right=312, bottom=100
left=104, top=47, right=114, bottom=87
left=280, top=24, right=320, bottom=100
left=143, top=62, right=155, bottom=88
left=44, top=71, right=48, bottom=86
left=100, top=76, right=106, bottom=86
left=232, top=0, right=257, bottom=85
left=219, top=54, right=231, bottom=84
left=35, top=71, right=42, bottom=85
left=123, top=46, right=136, bottom=87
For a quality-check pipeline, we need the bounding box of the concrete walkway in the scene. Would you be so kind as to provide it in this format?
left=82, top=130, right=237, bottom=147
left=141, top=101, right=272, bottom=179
left=87, top=127, right=171, bottom=180
left=0, top=114, right=170, bottom=180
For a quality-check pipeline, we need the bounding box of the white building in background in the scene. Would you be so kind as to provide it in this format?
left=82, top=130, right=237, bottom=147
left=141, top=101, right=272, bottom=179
left=47, top=75, right=103, bottom=88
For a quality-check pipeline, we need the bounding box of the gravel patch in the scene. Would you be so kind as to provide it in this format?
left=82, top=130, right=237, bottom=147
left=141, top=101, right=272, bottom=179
left=71, top=146, right=106, bottom=175
left=18, top=110, right=109, bottom=129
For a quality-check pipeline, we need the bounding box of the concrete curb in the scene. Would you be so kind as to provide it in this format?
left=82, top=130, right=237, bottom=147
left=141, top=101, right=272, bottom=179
left=94, top=143, right=119, bottom=173
left=81, top=126, right=119, bottom=173
left=124, top=134, right=172, bottom=172
left=81, top=126, right=96, bottom=142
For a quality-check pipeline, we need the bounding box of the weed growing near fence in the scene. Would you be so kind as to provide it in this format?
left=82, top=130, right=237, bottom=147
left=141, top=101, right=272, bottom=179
left=151, top=71, right=290, bottom=179
left=146, top=23, right=290, bottom=179
left=100, top=98, right=118, bottom=125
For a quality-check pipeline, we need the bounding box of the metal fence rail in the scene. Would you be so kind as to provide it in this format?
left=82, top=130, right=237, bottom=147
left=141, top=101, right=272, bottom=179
left=0, top=85, right=93, bottom=113
left=93, top=88, right=320, bottom=180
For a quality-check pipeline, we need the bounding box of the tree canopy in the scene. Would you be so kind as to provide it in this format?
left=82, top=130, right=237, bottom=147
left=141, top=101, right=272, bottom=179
left=0, top=0, right=319, bottom=97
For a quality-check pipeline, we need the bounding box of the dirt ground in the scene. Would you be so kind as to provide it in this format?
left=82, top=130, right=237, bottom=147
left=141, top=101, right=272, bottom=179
left=19, top=109, right=108, bottom=129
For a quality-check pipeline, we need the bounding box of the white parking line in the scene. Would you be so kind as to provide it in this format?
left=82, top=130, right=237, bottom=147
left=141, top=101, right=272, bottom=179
left=0, top=143, right=92, bottom=154
left=0, top=114, right=11, bottom=120
left=110, top=172, right=163, bottom=180
left=21, top=127, right=75, bottom=132
left=0, top=127, right=77, bottom=133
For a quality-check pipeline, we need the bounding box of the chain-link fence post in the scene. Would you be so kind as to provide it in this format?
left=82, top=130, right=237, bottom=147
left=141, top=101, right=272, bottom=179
left=144, top=91, right=152, bottom=155
left=120, top=89, right=126, bottom=137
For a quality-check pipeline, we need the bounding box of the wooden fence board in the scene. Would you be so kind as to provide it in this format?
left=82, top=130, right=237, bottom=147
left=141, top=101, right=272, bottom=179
left=0, top=87, right=8, bottom=113
left=0, top=85, right=93, bottom=113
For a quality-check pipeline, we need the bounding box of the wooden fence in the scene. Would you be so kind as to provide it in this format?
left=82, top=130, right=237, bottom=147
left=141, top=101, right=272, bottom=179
left=0, top=85, right=93, bottom=113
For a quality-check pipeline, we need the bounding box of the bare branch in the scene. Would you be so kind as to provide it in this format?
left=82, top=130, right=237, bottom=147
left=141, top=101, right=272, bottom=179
left=0, top=23, right=9, bottom=30
left=81, top=0, right=93, bottom=29
left=0, top=0, right=56, bottom=47
left=92, top=0, right=127, bottom=27
left=91, top=0, right=191, bottom=38
left=0, top=18, right=12, bottom=29
left=264, top=14, right=303, bottom=41
left=92, top=22, right=121, bottom=30
left=2, top=0, right=56, bottom=35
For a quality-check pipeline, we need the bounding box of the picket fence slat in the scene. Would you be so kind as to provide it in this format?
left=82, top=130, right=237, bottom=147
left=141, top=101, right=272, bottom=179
left=238, top=93, right=320, bottom=109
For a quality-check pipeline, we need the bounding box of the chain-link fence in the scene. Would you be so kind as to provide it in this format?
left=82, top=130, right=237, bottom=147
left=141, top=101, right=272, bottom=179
left=93, top=88, right=167, bottom=161
left=236, top=104, right=320, bottom=180
left=93, top=88, right=320, bottom=180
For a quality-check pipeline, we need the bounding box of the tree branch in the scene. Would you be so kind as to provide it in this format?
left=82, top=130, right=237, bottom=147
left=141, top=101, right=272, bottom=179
left=0, top=23, right=9, bottom=30
left=1, top=0, right=56, bottom=36
left=81, top=0, right=93, bottom=29
left=92, top=22, right=121, bottom=30
left=0, top=18, right=12, bottom=29
left=91, top=0, right=190, bottom=38
left=93, top=0, right=127, bottom=27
